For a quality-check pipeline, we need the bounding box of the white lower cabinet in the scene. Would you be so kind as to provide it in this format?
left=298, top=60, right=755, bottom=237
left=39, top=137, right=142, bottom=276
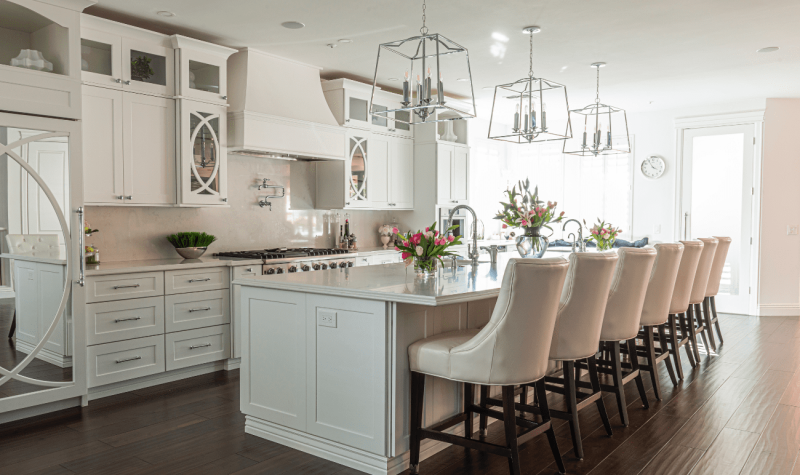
left=88, top=335, right=166, bottom=387
left=86, top=296, right=165, bottom=346
left=165, top=325, right=230, bottom=371
left=165, top=289, right=230, bottom=332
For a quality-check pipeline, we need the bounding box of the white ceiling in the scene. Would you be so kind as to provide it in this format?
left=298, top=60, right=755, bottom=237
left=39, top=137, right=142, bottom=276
left=85, top=0, right=800, bottom=112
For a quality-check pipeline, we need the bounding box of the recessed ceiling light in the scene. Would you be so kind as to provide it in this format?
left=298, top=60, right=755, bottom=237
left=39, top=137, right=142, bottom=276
left=326, top=44, right=337, bottom=48
left=281, top=21, right=305, bottom=29
left=338, top=39, right=353, bottom=43
left=757, top=46, right=779, bottom=53
left=156, top=11, right=174, bottom=17
left=387, top=78, right=400, bottom=81
left=457, top=78, right=469, bottom=82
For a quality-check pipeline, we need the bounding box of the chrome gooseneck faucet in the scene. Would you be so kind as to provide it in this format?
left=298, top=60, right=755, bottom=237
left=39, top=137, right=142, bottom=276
left=445, top=205, right=480, bottom=265
left=562, top=219, right=586, bottom=252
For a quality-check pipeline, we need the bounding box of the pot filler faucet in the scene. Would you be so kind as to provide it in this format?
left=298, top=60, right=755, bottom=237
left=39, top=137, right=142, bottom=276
left=445, top=204, right=481, bottom=266
left=562, top=219, right=586, bottom=252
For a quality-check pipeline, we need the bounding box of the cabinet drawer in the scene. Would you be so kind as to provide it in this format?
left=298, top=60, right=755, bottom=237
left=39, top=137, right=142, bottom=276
left=86, top=272, right=164, bottom=303
left=165, top=267, right=229, bottom=294
left=233, top=265, right=260, bottom=280
left=354, top=256, right=370, bottom=267
left=165, top=325, right=230, bottom=371
left=87, top=297, right=165, bottom=346
left=165, top=290, right=230, bottom=332
left=87, top=335, right=165, bottom=388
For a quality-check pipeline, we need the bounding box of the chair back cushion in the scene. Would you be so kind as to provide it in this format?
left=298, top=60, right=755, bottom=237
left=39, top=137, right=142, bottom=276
left=549, top=251, right=619, bottom=361
left=689, top=237, right=718, bottom=304
left=669, top=240, right=704, bottom=313
left=599, top=247, right=657, bottom=341
left=706, top=236, right=732, bottom=297
left=6, top=234, right=59, bottom=254
left=639, top=243, right=684, bottom=326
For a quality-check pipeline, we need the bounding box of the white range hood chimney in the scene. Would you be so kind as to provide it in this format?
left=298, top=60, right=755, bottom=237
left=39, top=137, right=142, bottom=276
left=227, top=48, right=345, bottom=160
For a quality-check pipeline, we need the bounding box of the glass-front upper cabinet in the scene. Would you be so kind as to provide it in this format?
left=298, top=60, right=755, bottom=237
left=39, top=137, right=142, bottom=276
left=178, top=99, right=228, bottom=206
left=347, top=134, right=370, bottom=208
left=171, top=36, right=236, bottom=105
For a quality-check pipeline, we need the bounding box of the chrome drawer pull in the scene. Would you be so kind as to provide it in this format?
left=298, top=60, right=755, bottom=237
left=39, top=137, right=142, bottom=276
left=188, top=278, right=212, bottom=283
left=112, top=284, right=141, bottom=290
left=188, top=307, right=211, bottom=313
left=116, top=356, right=142, bottom=364
left=114, top=316, right=142, bottom=323
left=189, top=343, right=212, bottom=350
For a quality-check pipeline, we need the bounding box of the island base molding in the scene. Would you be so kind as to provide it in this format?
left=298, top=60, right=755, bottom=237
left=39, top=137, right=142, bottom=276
left=15, top=340, right=72, bottom=368
left=245, top=414, right=488, bottom=475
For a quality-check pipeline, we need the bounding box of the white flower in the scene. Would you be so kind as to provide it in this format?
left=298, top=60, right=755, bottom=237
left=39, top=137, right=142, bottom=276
left=415, top=246, right=424, bottom=256
left=424, top=231, right=435, bottom=239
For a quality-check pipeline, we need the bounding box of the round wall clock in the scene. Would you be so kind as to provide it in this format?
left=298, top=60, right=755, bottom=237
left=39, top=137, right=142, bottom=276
left=641, top=155, right=666, bottom=179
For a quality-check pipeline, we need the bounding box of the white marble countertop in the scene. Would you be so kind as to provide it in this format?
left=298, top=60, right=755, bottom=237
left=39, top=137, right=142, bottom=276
left=1, top=252, right=67, bottom=265
left=85, top=256, right=263, bottom=275
left=234, top=252, right=571, bottom=306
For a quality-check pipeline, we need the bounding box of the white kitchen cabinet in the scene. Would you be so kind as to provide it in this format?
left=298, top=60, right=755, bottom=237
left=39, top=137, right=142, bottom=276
left=171, top=35, right=236, bottom=105
left=388, top=136, right=414, bottom=209
left=436, top=143, right=469, bottom=206
left=177, top=100, right=228, bottom=206
left=322, top=79, right=414, bottom=139
left=83, top=86, right=176, bottom=206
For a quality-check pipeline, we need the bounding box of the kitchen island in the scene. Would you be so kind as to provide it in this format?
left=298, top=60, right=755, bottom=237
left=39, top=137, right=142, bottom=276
left=234, top=253, right=562, bottom=475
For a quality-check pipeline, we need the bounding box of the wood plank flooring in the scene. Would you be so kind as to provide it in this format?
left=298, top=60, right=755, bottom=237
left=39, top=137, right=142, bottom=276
left=0, top=313, right=799, bottom=474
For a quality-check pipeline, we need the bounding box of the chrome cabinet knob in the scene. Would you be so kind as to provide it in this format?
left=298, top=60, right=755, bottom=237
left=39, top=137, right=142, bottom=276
left=122, top=80, right=131, bottom=85
left=221, top=95, right=228, bottom=100
left=126, top=196, right=133, bottom=200
left=117, top=195, right=124, bottom=200
left=114, top=78, right=122, bottom=84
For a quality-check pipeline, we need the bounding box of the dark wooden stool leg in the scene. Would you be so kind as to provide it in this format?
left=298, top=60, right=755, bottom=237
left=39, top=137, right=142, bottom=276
left=627, top=338, right=649, bottom=409
left=657, top=324, right=678, bottom=387
left=479, top=385, right=489, bottom=437
left=410, top=372, right=425, bottom=474
left=685, top=307, right=702, bottom=363
left=694, top=303, right=710, bottom=353
left=8, top=310, right=15, bottom=339
left=678, top=312, right=697, bottom=368
left=502, top=386, right=522, bottom=475
left=563, top=360, right=584, bottom=459
left=669, top=314, right=685, bottom=379
left=702, top=298, right=717, bottom=351
left=536, top=379, right=566, bottom=475
left=609, top=342, right=630, bottom=427
left=588, top=355, right=613, bottom=436
left=711, top=296, right=723, bottom=344
left=464, top=383, right=474, bottom=439
left=643, top=327, right=663, bottom=399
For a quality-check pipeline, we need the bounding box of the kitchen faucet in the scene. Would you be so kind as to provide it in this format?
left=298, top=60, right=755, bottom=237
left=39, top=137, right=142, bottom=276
left=445, top=205, right=480, bottom=266
left=562, top=219, right=586, bottom=252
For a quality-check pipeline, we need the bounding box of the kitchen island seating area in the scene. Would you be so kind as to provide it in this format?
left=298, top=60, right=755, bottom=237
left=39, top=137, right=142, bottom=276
left=405, top=238, right=730, bottom=475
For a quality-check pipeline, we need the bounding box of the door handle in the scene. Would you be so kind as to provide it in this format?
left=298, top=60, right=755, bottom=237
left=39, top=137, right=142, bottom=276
left=684, top=212, right=690, bottom=240
left=77, top=207, right=85, bottom=287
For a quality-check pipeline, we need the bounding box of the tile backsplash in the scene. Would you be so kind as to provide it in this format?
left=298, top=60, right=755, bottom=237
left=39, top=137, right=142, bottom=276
left=85, top=156, right=408, bottom=262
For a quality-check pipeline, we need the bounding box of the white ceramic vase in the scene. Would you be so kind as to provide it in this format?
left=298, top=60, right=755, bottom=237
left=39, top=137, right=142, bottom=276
left=11, top=50, right=53, bottom=72
left=380, top=235, right=392, bottom=249
left=441, top=120, right=458, bottom=142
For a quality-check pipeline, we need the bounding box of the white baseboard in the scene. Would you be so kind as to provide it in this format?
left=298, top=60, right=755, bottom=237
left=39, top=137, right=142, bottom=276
left=15, top=340, right=72, bottom=368
left=759, top=304, right=800, bottom=317
left=0, top=396, right=81, bottom=425
left=224, top=358, right=241, bottom=371
left=0, top=287, right=14, bottom=299
left=88, top=360, right=226, bottom=401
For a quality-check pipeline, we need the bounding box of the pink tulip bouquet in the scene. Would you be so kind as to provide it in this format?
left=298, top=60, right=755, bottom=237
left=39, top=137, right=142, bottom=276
left=586, top=219, right=622, bottom=250
left=494, top=179, right=566, bottom=235
left=395, top=222, right=462, bottom=275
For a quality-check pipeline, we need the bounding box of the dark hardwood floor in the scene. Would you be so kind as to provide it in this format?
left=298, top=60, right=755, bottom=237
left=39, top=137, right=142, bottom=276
left=0, top=298, right=72, bottom=399
left=1, top=313, right=799, bottom=474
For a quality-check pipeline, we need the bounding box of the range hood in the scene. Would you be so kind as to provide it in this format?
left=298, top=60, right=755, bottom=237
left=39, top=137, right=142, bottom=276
left=227, top=48, right=345, bottom=161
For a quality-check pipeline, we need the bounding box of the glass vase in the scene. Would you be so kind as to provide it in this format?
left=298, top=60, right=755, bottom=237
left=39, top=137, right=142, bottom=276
left=515, top=226, right=549, bottom=258
left=414, top=257, right=438, bottom=277
left=596, top=239, right=615, bottom=251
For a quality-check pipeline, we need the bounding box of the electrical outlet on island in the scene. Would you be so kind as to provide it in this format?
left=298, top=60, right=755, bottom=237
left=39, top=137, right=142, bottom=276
left=318, top=310, right=337, bottom=328
left=788, top=225, right=799, bottom=236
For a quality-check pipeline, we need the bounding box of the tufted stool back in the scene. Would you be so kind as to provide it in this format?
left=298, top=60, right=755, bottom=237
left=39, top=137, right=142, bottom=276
left=599, top=247, right=657, bottom=342
left=6, top=234, right=60, bottom=255
left=706, top=237, right=732, bottom=298
left=639, top=243, right=685, bottom=326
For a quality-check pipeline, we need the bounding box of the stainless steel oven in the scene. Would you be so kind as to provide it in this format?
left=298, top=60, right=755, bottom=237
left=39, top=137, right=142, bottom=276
left=438, top=206, right=467, bottom=239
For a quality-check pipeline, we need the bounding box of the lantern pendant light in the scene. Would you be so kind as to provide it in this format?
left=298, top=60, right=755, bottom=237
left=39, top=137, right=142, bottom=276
left=563, top=62, right=631, bottom=156
left=488, top=26, right=572, bottom=144
left=369, top=0, right=477, bottom=126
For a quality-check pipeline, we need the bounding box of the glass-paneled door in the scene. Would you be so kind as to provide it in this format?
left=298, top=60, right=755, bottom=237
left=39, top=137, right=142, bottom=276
left=680, top=124, right=756, bottom=315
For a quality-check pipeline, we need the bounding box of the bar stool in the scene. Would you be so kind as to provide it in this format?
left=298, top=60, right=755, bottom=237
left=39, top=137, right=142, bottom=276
left=540, top=251, right=619, bottom=460
left=591, top=247, right=656, bottom=427
left=705, top=236, right=731, bottom=348
left=687, top=237, right=718, bottom=357
left=408, top=258, right=570, bottom=475
left=633, top=243, right=684, bottom=400
left=668, top=240, right=705, bottom=378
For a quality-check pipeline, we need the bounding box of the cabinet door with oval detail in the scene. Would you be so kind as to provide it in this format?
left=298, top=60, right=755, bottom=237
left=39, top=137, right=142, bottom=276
left=346, top=133, right=371, bottom=208
left=178, top=99, right=228, bottom=206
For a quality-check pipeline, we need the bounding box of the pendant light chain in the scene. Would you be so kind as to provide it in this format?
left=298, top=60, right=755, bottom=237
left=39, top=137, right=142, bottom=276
left=420, top=0, right=428, bottom=35
left=528, top=30, right=534, bottom=78
left=595, top=66, right=601, bottom=104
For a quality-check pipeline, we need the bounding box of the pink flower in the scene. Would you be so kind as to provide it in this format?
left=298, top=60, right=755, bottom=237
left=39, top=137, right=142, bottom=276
left=538, top=210, right=544, bottom=217
left=395, top=246, right=400, bottom=251
left=410, top=233, right=422, bottom=245
left=425, top=227, right=430, bottom=232
left=415, top=245, right=424, bottom=256
left=502, top=224, right=508, bottom=229
left=447, top=235, right=455, bottom=242
left=559, top=211, right=565, bottom=217
left=392, top=227, right=399, bottom=234
left=592, top=229, right=599, bottom=235
left=402, top=240, right=409, bottom=247
left=435, top=230, right=439, bottom=237
left=401, top=252, right=411, bottom=260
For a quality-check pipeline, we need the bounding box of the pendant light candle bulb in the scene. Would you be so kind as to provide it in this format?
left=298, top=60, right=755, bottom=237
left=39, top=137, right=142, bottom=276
left=425, top=67, right=432, bottom=101
left=402, top=70, right=410, bottom=104
left=514, top=104, right=520, bottom=130
left=437, top=71, right=444, bottom=105
left=416, top=74, right=422, bottom=106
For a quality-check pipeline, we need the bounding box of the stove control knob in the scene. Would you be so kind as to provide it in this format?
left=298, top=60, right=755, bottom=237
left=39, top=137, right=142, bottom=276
left=329, top=262, right=338, bottom=269
left=312, top=263, right=322, bottom=270
left=301, top=264, right=310, bottom=272
left=288, top=266, right=298, bottom=273
left=320, top=263, right=328, bottom=270
left=276, top=268, right=285, bottom=274
left=347, top=261, right=354, bottom=267
left=265, top=268, right=276, bottom=275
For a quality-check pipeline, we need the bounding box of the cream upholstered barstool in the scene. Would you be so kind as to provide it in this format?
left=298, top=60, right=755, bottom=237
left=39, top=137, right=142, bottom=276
left=667, top=240, right=705, bottom=378
left=592, top=247, right=656, bottom=427
left=540, top=251, right=619, bottom=460
left=408, top=258, right=570, bottom=475
left=704, top=236, right=732, bottom=348
left=633, top=243, right=684, bottom=400
left=687, top=237, right=718, bottom=358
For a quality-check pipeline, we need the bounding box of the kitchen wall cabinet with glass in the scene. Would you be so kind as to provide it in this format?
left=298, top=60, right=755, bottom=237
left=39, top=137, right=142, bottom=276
left=322, top=78, right=414, bottom=139
left=80, top=15, right=235, bottom=207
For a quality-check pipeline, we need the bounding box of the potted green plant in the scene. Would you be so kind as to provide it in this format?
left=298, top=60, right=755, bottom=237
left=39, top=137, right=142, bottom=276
left=131, top=55, right=154, bottom=81
left=166, top=232, right=217, bottom=259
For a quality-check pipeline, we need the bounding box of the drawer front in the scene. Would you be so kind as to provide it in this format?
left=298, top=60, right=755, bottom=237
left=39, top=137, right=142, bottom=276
left=233, top=265, right=260, bottom=280
left=86, top=272, right=164, bottom=303
left=368, top=253, right=402, bottom=265
left=355, top=256, right=370, bottom=267
left=87, top=335, right=165, bottom=388
left=165, top=325, right=230, bottom=371
left=87, top=297, right=165, bottom=346
left=165, top=290, right=230, bottom=332
left=165, top=267, right=229, bottom=294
